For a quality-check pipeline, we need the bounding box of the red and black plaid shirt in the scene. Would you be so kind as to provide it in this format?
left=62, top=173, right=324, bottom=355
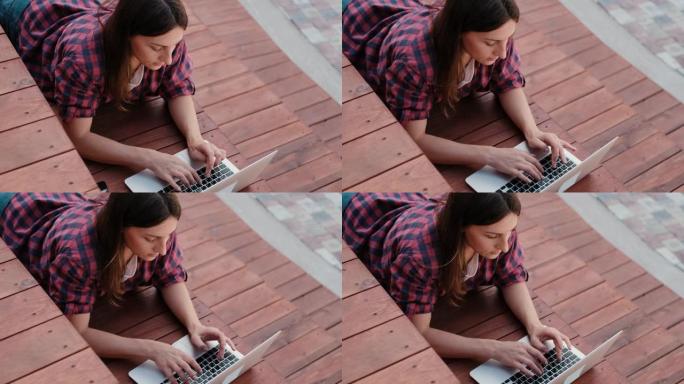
left=0, top=193, right=187, bottom=315
left=343, top=0, right=526, bottom=122
left=343, top=193, right=528, bottom=315
left=17, top=0, right=195, bottom=121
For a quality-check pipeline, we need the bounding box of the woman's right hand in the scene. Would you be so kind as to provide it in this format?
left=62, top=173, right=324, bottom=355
left=144, top=150, right=200, bottom=191
left=491, top=340, right=548, bottom=377
left=148, top=340, right=202, bottom=384
left=486, top=147, right=544, bottom=183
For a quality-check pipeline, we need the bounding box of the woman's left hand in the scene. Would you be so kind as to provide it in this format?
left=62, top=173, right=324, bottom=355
left=525, top=130, right=577, bottom=168
left=187, top=138, right=228, bottom=177
left=189, top=324, right=237, bottom=359
left=527, top=323, right=574, bottom=361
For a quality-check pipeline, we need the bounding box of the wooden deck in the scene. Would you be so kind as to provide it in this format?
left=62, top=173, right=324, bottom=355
left=342, top=0, right=684, bottom=192
left=0, top=0, right=340, bottom=192
left=342, top=194, right=684, bottom=383
left=342, top=244, right=456, bottom=383
left=0, top=239, right=117, bottom=383
left=0, top=26, right=99, bottom=192
left=0, top=193, right=341, bottom=383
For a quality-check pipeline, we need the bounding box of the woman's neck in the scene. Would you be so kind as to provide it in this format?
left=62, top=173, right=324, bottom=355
left=460, top=51, right=472, bottom=69
left=122, top=247, right=134, bottom=264
left=463, top=245, right=477, bottom=263
left=129, top=56, right=141, bottom=75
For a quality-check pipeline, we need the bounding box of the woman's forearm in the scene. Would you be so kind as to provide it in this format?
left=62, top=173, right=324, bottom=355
left=167, top=95, right=203, bottom=146
left=423, top=327, right=497, bottom=361
left=81, top=327, right=156, bottom=361
left=64, top=117, right=151, bottom=169
left=403, top=118, right=493, bottom=166
left=414, top=133, right=494, bottom=166
left=160, top=282, right=202, bottom=333
left=502, top=282, right=542, bottom=331
left=497, top=88, right=539, bottom=138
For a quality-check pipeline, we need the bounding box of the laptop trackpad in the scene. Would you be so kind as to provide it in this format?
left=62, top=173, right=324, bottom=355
left=564, top=366, right=583, bottom=384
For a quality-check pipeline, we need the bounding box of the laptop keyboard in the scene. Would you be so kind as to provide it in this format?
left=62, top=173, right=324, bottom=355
left=160, top=163, right=234, bottom=193
left=497, top=154, right=577, bottom=193
left=503, top=348, right=580, bottom=384
left=162, top=345, right=239, bottom=384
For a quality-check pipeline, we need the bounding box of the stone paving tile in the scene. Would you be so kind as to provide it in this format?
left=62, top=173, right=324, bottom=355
left=254, top=193, right=342, bottom=270
left=271, top=0, right=341, bottom=71
left=597, top=0, right=684, bottom=76
left=597, top=193, right=684, bottom=270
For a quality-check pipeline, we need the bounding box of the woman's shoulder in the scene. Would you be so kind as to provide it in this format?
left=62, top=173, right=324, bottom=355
left=385, top=9, right=437, bottom=79
left=56, top=15, right=106, bottom=78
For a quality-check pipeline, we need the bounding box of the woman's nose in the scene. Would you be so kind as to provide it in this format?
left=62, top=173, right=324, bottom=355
left=157, top=239, right=168, bottom=255
left=497, top=42, right=507, bottom=60
left=163, top=50, right=173, bottom=65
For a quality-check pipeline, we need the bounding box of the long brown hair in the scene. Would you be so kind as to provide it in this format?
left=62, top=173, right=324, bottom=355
left=102, top=0, right=189, bottom=110
left=431, top=0, right=519, bottom=110
left=96, top=193, right=182, bottom=304
left=435, top=193, right=521, bottom=304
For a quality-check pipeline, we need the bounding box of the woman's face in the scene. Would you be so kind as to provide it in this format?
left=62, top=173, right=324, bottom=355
left=123, top=216, right=179, bottom=261
left=463, top=212, right=519, bottom=259
left=130, top=26, right=185, bottom=71
left=462, top=19, right=517, bottom=66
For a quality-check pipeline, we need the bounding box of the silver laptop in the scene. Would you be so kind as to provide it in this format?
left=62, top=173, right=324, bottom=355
left=129, top=331, right=282, bottom=384
left=125, top=149, right=278, bottom=193
left=466, top=137, right=620, bottom=192
left=470, top=331, right=622, bottom=384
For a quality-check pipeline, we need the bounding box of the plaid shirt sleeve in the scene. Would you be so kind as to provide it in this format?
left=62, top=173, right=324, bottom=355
left=491, top=230, right=528, bottom=287
left=389, top=249, right=438, bottom=315
left=159, top=40, right=196, bottom=99
left=53, top=56, right=101, bottom=121
left=385, top=60, right=433, bottom=122
left=150, top=232, right=187, bottom=288
left=488, top=38, right=526, bottom=94
left=47, top=249, right=96, bottom=315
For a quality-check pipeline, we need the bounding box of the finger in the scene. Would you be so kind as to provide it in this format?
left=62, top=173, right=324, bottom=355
left=516, top=170, right=532, bottom=183
left=562, top=140, right=578, bottom=152
left=515, top=362, right=536, bottom=377
left=552, top=334, right=564, bottom=360
left=550, top=140, right=560, bottom=167
left=163, top=176, right=181, bottom=192
left=526, top=343, right=548, bottom=366
left=178, top=360, right=197, bottom=380
left=522, top=163, right=542, bottom=181
left=161, top=368, right=178, bottom=384
left=182, top=162, right=200, bottom=184
left=175, top=169, right=193, bottom=187
left=226, top=337, right=237, bottom=351
left=528, top=155, right=545, bottom=176
left=184, top=352, right=202, bottom=374
left=529, top=336, right=546, bottom=352
left=190, top=334, right=205, bottom=349
left=564, top=336, right=574, bottom=350
left=205, top=150, right=215, bottom=177
left=218, top=335, right=227, bottom=360
left=522, top=355, right=543, bottom=375
left=168, top=364, right=182, bottom=384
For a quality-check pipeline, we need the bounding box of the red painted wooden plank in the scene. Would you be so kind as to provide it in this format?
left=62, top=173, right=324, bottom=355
left=343, top=316, right=431, bottom=383
left=343, top=123, right=422, bottom=188
left=347, top=155, right=451, bottom=193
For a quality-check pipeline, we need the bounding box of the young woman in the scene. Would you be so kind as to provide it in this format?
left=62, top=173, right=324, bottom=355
left=343, top=0, right=577, bottom=183
left=0, top=0, right=226, bottom=190
left=343, top=193, right=573, bottom=377
left=0, top=193, right=235, bottom=384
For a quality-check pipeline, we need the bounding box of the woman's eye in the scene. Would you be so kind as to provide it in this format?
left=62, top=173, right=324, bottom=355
left=152, top=46, right=163, bottom=52
left=485, top=42, right=496, bottom=47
